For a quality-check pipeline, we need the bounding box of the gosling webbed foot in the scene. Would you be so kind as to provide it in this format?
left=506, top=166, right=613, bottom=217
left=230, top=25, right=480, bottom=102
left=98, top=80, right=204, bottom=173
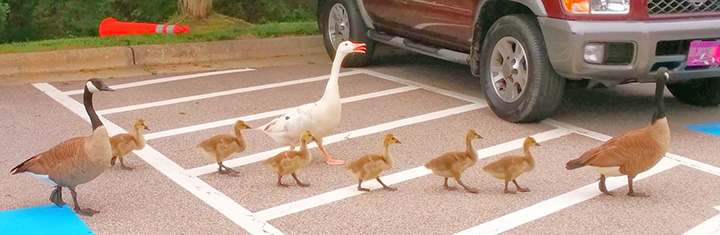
left=74, top=207, right=99, bottom=216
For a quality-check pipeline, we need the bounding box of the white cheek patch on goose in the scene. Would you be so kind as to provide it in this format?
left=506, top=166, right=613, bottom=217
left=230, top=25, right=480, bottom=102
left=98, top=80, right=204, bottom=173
left=86, top=81, right=100, bottom=93
left=24, top=172, right=58, bottom=186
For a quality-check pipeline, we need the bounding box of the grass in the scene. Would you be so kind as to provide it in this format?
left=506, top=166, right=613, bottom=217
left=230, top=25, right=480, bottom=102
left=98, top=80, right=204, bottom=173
left=0, top=14, right=319, bottom=54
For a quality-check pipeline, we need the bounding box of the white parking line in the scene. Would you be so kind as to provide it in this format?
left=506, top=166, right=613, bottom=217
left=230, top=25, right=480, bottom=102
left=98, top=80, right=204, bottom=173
left=96, top=70, right=364, bottom=115
left=454, top=158, right=680, bottom=235
left=358, top=70, right=719, bottom=234
left=63, top=68, right=255, bottom=95
left=355, top=68, right=486, bottom=105
left=145, top=86, right=419, bottom=140
left=253, top=128, right=574, bottom=221
left=542, top=119, right=720, bottom=177
left=33, top=83, right=284, bottom=235
left=684, top=205, right=720, bottom=235
left=186, top=103, right=486, bottom=176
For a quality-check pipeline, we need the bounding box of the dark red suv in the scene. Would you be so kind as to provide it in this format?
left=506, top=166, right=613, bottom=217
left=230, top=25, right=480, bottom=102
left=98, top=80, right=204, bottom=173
left=316, top=0, right=720, bottom=122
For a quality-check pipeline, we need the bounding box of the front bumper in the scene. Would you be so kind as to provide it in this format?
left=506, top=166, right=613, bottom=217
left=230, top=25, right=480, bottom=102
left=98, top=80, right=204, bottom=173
left=539, top=17, right=720, bottom=84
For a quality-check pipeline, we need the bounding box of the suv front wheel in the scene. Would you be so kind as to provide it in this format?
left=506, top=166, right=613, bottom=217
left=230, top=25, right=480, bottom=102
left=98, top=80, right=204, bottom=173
left=319, top=0, right=376, bottom=67
left=478, top=14, right=566, bottom=123
left=666, top=77, right=720, bottom=106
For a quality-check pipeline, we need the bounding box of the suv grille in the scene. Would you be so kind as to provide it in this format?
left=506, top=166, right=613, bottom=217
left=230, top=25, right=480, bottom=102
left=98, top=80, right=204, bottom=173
left=648, top=0, right=720, bottom=15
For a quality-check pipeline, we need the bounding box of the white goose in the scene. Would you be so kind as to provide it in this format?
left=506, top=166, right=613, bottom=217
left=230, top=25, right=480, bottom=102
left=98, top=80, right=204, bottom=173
left=259, top=41, right=366, bottom=165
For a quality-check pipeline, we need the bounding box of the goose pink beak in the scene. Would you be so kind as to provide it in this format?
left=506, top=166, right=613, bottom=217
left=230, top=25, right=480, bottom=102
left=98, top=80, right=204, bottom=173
left=352, top=42, right=367, bottom=54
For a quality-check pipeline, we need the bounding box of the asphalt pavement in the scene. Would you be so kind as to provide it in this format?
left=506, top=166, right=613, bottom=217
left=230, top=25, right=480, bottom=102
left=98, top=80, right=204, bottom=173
left=1, top=50, right=719, bottom=235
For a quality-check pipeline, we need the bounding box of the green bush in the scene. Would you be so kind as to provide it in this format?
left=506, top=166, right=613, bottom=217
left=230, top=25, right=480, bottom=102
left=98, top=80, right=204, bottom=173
left=32, top=0, right=114, bottom=39
left=214, top=0, right=313, bottom=23
left=1, top=0, right=38, bottom=43
left=111, top=0, right=176, bottom=23
left=0, top=0, right=177, bottom=43
left=0, top=0, right=314, bottom=43
left=0, top=2, right=8, bottom=32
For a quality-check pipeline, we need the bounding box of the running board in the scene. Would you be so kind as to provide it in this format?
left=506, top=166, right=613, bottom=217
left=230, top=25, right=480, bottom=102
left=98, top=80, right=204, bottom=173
left=367, top=29, right=470, bottom=65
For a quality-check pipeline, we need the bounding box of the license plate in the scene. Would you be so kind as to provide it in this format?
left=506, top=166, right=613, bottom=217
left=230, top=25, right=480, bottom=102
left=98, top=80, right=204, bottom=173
left=686, top=40, right=720, bottom=66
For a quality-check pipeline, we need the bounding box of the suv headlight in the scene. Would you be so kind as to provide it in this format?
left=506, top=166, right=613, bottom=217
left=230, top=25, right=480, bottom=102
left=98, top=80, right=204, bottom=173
left=563, top=0, right=630, bottom=14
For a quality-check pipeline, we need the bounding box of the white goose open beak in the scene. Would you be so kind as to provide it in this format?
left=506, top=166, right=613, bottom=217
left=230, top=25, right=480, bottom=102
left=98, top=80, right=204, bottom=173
left=352, top=42, right=367, bottom=54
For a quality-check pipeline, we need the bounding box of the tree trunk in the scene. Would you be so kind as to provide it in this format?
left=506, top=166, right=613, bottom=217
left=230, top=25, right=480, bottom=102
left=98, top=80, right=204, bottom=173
left=178, top=0, right=212, bottom=19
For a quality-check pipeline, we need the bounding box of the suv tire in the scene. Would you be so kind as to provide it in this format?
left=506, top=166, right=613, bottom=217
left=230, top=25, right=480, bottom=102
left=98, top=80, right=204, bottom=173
left=478, top=14, right=565, bottom=123
left=666, top=77, right=720, bottom=106
left=319, top=0, right=376, bottom=67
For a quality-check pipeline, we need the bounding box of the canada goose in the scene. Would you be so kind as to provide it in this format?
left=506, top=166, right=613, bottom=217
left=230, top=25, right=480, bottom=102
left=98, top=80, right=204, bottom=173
left=259, top=41, right=367, bottom=166
left=345, top=134, right=401, bottom=192
left=10, top=78, right=114, bottom=216
left=196, top=120, right=251, bottom=176
left=565, top=67, right=671, bottom=197
left=424, top=130, right=483, bottom=193
left=483, top=137, right=539, bottom=194
left=109, top=119, right=149, bottom=170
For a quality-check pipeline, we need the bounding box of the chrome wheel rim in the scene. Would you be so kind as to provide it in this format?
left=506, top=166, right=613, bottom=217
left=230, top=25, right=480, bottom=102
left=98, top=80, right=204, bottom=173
left=328, top=3, right=350, bottom=51
left=490, top=36, right=529, bottom=103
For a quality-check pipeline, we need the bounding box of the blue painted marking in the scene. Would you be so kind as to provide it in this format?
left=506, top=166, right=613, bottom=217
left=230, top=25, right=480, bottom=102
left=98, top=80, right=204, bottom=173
left=0, top=205, right=94, bottom=235
left=687, top=121, right=720, bottom=137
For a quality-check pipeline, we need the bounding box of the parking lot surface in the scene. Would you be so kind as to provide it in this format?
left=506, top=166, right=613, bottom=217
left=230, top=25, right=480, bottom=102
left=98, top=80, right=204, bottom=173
left=2, top=53, right=720, bottom=234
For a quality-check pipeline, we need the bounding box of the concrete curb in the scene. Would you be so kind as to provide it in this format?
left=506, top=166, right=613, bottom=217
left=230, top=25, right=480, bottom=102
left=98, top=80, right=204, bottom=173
left=0, top=46, right=134, bottom=77
left=133, top=35, right=325, bottom=66
left=0, top=35, right=326, bottom=85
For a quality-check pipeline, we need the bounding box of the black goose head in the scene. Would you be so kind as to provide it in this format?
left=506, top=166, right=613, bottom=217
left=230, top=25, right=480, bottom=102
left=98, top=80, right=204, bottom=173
left=651, top=67, right=669, bottom=124
left=86, top=78, right=114, bottom=93
left=84, top=78, right=114, bottom=131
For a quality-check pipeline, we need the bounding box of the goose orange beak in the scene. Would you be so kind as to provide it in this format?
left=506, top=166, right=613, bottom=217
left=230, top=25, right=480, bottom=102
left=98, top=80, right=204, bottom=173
left=352, top=42, right=367, bottom=54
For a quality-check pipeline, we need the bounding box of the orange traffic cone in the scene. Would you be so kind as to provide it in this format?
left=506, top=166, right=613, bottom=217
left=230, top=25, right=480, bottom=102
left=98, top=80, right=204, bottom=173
left=99, top=17, right=189, bottom=37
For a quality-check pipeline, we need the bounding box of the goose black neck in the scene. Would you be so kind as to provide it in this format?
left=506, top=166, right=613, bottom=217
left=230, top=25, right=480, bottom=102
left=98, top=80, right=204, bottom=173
left=84, top=87, right=103, bottom=130
left=652, top=77, right=666, bottom=124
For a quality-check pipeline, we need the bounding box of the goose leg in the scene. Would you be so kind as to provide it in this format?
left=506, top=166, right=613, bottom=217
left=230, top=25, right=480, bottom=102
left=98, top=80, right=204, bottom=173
left=512, top=180, right=530, bottom=192
left=49, top=186, right=65, bottom=207
left=626, top=176, right=648, bottom=197
left=291, top=173, right=310, bottom=187
left=277, top=175, right=289, bottom=187
left=218, top=162, right=238, bottom=176
left=599, top=174, right=613, bottom=196
left=316, top=139, right=344, bottom=166
left=357, top=179, right=370, bottom=191
left=454, top=178, right=478, bottom=193
left=443, top=177, right=457, bottom=190
left=504, top=180, right=515, bottom=194
left=217, top=163, right=229, bottom=174
left=119, top=157, right=134, bottom=170
left=69, top=188, right=98, bottom=216
left=376, top=177, right=397, bottom=191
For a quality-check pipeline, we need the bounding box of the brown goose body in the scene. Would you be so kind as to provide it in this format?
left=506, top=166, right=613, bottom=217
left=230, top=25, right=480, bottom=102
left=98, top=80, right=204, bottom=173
left=424, top=129, right=483, bottom=193
left=565, top=67, right=671, bottom=197
left=13, top=130, right=112, bottom=188
left=345, top=134, right=401, bottom=191
left=10, top=78, right=114, bottom=216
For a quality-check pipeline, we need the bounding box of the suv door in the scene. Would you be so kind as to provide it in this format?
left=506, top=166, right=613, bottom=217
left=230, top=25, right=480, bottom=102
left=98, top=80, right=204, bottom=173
left=394, top=0, right=476, bottom=52
left=362, top=0, right=401, bottom=34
